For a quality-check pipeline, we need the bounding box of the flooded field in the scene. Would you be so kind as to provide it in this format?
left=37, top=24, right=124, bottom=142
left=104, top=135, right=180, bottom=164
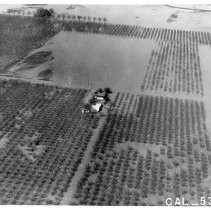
left=41, top=31, right=156, bottom=92
left=1, top=4, right=211, bottom=206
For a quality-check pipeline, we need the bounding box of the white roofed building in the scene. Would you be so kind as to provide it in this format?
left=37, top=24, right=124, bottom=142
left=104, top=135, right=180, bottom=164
left=91, top=102, right=102, bottom=112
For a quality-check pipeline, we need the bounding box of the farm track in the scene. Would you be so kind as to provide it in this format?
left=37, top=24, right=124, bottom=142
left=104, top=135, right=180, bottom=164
left=61, top=114, right=107, bottom=205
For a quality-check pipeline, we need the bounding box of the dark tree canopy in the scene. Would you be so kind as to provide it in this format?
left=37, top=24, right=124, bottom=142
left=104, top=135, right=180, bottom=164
left=34, top=8, right=52, bottom=18
left=84, top=103, right=91, bottom=110
left=104, top=87, right=113, bottom=94
left=49, top=8, right=55, bottom=15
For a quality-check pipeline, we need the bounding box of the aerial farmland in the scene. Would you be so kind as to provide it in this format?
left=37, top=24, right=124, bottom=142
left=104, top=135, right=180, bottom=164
left=0, top=4, right=211, bottom=206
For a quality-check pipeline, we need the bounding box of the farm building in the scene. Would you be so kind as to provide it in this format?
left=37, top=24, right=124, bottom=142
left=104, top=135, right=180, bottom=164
left=6, top=7, right=42, bottom=16
left=91, top=102, right=102, bottom=112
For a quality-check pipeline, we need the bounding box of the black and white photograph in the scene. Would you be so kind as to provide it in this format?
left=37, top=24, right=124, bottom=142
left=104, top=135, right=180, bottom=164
left=0, top=0, right=211, bottom=206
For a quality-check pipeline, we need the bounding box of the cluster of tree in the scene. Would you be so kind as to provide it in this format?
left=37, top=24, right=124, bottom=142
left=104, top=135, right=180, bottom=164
left=34, top=8, right=55, bottom=18
left=57, top=14, right=107, bottom=23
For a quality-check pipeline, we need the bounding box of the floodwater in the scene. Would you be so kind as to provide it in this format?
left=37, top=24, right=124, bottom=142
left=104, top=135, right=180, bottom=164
left=48, top=31, right=157, bottom=93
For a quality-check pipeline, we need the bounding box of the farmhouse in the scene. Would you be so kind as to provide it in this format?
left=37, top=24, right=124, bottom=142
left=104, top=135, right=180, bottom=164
left=91, top=102, right=102, bottom=112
